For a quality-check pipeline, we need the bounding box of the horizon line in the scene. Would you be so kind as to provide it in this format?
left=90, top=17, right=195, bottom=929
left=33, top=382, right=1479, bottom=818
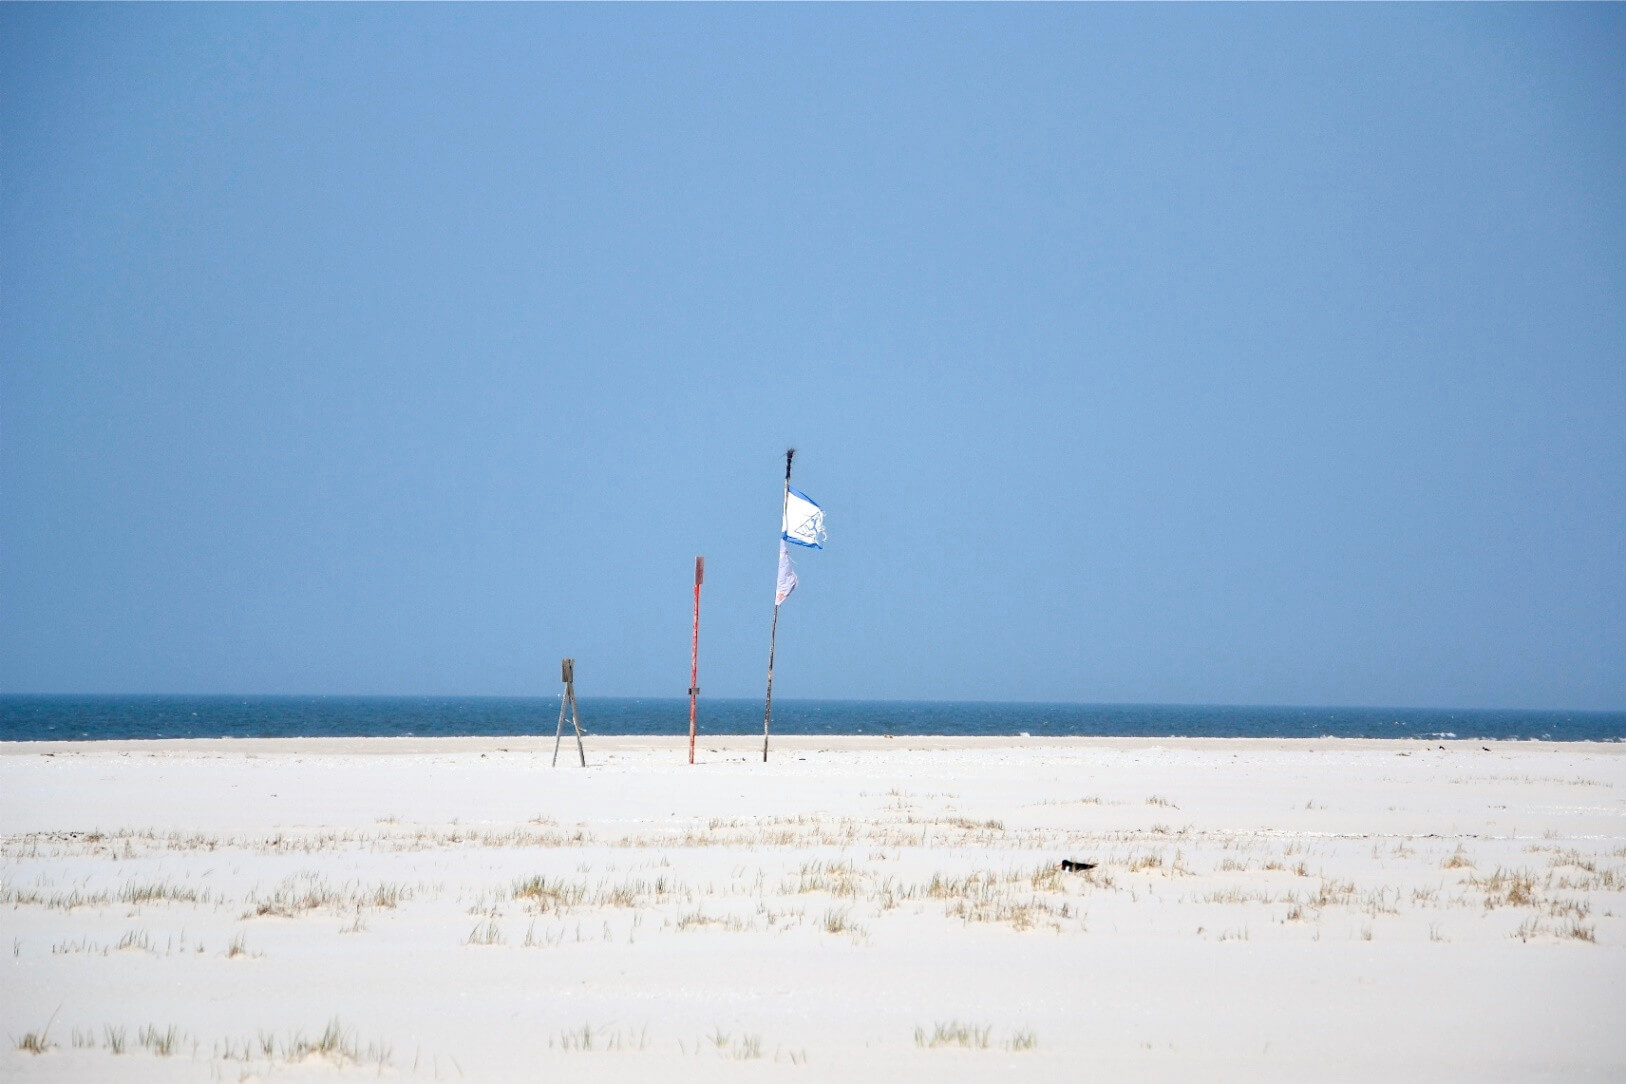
left=2, top=691, right=1622, bottom=716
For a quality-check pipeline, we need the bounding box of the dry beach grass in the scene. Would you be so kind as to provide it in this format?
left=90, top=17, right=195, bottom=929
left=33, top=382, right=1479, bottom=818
left=2, top=735, right=1623, bottom=1080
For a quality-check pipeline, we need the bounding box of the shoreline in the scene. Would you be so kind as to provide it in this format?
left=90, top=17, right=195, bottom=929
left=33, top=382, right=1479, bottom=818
left=5, top=733, right=1624, bottom=757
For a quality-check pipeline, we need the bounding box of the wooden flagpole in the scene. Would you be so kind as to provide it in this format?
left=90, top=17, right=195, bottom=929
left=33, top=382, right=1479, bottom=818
left=687, top=555, right=704, bottom=765
left=762, top=448, right=794, bottom=763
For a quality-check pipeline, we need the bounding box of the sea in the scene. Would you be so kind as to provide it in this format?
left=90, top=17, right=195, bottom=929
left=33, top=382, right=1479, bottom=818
left=1, top=695, right=1622, bottom=743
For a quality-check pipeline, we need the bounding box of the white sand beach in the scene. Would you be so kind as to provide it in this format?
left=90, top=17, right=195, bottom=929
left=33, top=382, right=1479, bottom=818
left=2, top=735, right=1623, bottom=1081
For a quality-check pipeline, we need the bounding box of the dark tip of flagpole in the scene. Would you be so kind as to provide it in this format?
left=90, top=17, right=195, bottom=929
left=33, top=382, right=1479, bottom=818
left=785, top=448, right=795, bottom=479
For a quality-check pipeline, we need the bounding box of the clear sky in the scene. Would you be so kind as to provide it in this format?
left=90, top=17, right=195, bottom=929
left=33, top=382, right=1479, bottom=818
left=3, top=5, right=1623, bottom=709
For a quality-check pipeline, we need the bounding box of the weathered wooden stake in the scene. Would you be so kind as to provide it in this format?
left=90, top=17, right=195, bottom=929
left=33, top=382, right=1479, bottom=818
left=553, top=657, right=586, bottom=768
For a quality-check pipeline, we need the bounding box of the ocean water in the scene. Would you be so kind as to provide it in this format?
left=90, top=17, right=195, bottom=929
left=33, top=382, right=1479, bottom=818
left=1, top=695, right=1622, bottom=743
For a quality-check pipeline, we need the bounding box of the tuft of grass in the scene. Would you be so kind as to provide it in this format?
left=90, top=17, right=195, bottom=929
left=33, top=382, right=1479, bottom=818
left=676, top=910, right=713, bottom=931
left=115, top=930, right=154, bottom=953
left=1442, top=846, right=1475, bottom=870
left=120, top=880, right=200, bottom=906
left=556, top=1023, right=598, bottom=1052
left=1006, top=1029, right=1039, bottom=1052
left=790, top=861, right=861, bottom=899
left=139, top=1024, right=181, bottom=1057
left=370, top=882, right=410, bottom=908
left=698, top=1029, right=763, bottom=1060
left=1028, top=864, right=1064, bottom=891
left=14, top=1006, right=61, bottom=1053
left=943, top=817, right=1004, bottom=832
left=513, top=874, right=588, bottom=912
left=314, top=1018, right=344, bottom=1058
left=1315, top=879, right=1357, bottom=907
left=466, top=918, right=505, bottom=946
left=242, top=873, right=345, bottom=919
left=104, top=1025, right=127, bottom=1054
left=278, top=1017, right=390, bottom=1068
left=1472, top=868, right=1539, bottom=909
left=914, top=1021, right=992, bottom=1049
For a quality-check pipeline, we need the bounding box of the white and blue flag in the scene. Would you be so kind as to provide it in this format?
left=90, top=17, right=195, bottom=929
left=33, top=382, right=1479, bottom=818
left=775, top=540, right=798, bottom=606
left=781, top=488, right=827, bottom=549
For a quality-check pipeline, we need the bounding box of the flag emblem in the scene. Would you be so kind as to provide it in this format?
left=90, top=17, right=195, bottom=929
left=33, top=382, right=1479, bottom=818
left=782, top=488, right=826, bottom=549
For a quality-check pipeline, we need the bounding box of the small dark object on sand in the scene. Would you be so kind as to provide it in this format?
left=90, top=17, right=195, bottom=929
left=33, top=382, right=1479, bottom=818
left=1059, top=859, right=1096, bottom=872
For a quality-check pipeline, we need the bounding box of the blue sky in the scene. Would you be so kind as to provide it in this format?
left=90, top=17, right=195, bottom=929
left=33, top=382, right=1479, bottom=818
left=3, top=5, right=1623, bottom=708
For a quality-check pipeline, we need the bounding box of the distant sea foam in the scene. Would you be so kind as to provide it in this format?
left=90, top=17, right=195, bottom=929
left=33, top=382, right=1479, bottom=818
left=2, top=695, right=1622, bottom=743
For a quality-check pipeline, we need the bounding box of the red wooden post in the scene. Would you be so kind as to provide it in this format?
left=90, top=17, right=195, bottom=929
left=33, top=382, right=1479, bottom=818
left=688, top=556, right=704, bottom=765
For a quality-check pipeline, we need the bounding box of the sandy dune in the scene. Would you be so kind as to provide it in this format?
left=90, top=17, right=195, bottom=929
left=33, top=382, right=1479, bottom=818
left=2, top=735, right=1623, bottom=1081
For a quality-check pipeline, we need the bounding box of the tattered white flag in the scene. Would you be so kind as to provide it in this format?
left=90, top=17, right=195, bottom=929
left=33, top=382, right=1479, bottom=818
left=775, top=540, right=798, bottom=605
left=782, top=488, right=826, bottom=549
